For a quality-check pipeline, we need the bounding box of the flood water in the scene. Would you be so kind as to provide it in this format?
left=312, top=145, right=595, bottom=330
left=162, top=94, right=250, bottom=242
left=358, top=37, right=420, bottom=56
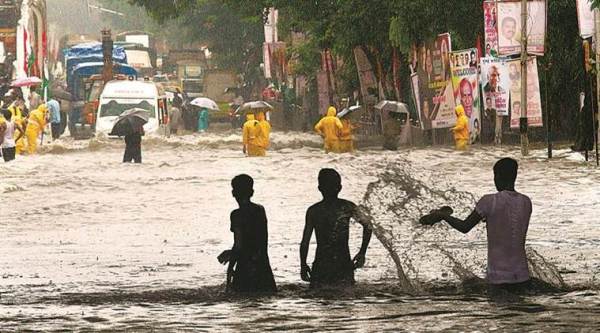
left=0, top=131, right=599, bottom=332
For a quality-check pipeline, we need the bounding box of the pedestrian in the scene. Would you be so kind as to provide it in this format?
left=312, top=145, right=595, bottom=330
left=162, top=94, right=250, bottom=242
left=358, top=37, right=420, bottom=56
left=29, top=91, right=42, bottom=111
left=338, top=115, right=357, bottom=153
left=256, top=111, right=271, bottom=153
left=217, top=174, right=277, bottom=293
left=0, top=108, right=24, bottom=162
left=383, top=111, right=402, bottom=151
left=197, top=107, right=209, bottom=132
left=421, top=158, right=534, bottom=293
left=123, top=123, right=144, bottom=163
left=451, top=105, right=469, bottom=151
left=8, top=96, right=25, bottom=154
left=47, top=98, right=61, bottom=140
left=300, top=169, right=372, bottom=288
left=169, top=100, right=183, bottom=136
left=24, top=104, right=47, bottom=155
left=314, top=106, right=343, bottom=153
left=242, top=114, right=264, bottom=157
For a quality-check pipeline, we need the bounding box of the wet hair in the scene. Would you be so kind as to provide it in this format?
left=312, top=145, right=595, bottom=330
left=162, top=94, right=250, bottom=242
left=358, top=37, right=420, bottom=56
left=494, top=158, right=518, bottom=186
left=318, top=168, right=342, bottom=196
left=232, top=174, right=254, bottom=198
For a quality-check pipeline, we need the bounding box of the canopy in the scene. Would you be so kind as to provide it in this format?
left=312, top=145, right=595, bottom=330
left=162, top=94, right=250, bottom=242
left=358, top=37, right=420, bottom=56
left=190, top=97, right=219, bottom=111
left=374, top=100, right=409, bottom=114
left=10, top=76, right=42, bottom=87
left=239, top=101, right=274, bottom=113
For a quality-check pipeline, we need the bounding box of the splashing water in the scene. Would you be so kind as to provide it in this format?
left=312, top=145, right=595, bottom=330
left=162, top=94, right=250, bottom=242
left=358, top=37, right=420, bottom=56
left=360, top=157, right=567, bottom=293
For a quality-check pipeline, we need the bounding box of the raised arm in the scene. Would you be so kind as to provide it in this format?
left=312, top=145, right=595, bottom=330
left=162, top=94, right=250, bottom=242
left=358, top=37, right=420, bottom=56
left=300, top=210, right=315, bottom=282
left=422, top=208, right=483, bottom=234
left=352, top=206, right=372, bottom=269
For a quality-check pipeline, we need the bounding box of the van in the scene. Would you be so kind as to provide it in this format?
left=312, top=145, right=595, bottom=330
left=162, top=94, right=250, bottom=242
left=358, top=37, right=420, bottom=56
left=95, top=80, right=168, bottom=136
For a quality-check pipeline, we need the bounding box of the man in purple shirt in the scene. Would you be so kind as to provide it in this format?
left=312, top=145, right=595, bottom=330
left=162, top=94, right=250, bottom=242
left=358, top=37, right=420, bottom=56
left=421, top=158, right=532, bottom=288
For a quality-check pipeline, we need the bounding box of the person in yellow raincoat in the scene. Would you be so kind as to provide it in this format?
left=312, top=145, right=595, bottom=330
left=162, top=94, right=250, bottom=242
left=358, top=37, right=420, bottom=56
left=25, top=104, right=48, bottom=155
left=243, top=114, right=265, bottom=157
left=339, top=116, right=358, bottom=153
left=451, top=105, right=469, bottom=151
left=314, top=106, right=343, bottom=153
left=256, top=111, right=271, bottom=153
left=8, top=99, right=26, bottom=154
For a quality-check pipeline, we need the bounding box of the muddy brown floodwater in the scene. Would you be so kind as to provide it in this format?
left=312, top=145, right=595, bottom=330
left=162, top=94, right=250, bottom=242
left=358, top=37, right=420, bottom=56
left=0, top=132, right=598, bottom=332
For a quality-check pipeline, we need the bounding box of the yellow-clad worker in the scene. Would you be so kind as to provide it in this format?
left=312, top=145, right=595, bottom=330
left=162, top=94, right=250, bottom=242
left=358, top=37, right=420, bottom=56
left=451, top=105, right=469, bottom=151
left=314, top=106, right=343, bottom=153
left=243, top=114, right=265, bottom=157
left=339, top=117, right=358, bottom=153
left=25, top=104, right=48, bottom=155
left=8, top=103, right=25, bottom=154
left=256, top=111, right=271, bottom=152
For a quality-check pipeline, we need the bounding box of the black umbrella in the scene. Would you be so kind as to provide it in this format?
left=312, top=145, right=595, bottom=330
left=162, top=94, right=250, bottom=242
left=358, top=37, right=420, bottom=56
left=109, top=108, right=150, bottom=136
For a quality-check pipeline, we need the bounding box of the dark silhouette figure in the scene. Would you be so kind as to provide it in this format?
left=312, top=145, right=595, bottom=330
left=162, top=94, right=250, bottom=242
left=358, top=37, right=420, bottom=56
left=300, top=169, right=372, bottom=288
left=123, top=125, right=144, bottom=163
left=218, top=175, right=277, bottom=293
left=421, top=158, right=533, bottom=289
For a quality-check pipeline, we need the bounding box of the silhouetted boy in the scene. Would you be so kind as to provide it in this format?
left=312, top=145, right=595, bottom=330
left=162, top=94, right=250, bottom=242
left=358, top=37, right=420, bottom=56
left=218, top=174, right=277, bottom=293
left=300, top=169, right=372, bottom=288
left=421, top=158, right=533, bottom=289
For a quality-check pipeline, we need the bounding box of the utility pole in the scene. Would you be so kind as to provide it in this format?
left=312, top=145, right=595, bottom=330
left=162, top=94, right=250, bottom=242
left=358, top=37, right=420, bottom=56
left=595, top=7, right=600, bottom=166
left=520, top=0, right=529, bottom=156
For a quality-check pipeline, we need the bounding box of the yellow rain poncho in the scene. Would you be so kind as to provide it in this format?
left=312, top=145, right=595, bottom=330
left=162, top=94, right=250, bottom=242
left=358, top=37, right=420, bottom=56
left=25, top=104, right=48, bottom=155
left=452, top=105, right=469, bottom=151
left=243, top=114, right=265, bottom=157
left=314, top=106, right=343, bottom=153
left=9, top=105, right=25, bottom=154
left=256, top=112, right=271, bottom=150
left=339, top=118, right=357, bottom=153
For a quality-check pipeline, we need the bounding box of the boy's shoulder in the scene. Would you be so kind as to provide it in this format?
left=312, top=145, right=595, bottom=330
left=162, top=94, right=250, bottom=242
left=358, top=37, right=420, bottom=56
left=307, top=198, right=356, bottom=212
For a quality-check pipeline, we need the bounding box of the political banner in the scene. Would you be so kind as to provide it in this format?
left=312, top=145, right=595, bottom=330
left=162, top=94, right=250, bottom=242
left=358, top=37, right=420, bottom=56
left=484, top=1, right=499, bottom=56
left=497, top=0, right=546, bottom=56
left=577, top=0, right=595, bottom=38
left=412, top=33, right=456, bottom=130
left=450, top=48, right=481, bottom=143
left=508, top=57, right=543, bottom=128
left=480, top=57, right=510, bottom=116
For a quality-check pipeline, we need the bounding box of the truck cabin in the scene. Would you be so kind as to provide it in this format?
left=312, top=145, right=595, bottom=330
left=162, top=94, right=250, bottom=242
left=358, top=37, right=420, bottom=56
left=69, top=62, right=138, bottom=101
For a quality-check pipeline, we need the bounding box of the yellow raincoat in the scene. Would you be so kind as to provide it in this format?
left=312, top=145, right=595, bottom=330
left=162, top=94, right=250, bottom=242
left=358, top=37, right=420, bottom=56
left=243, top=114, right=265, bottom=157
left=256, top=112, right=271, bottom=150
left=25, top=104, right=48, bottom=155
left=452, top=105, right=469, bottom=151
left=8, top=105, right=25, bottom=154
left=339, top=118, right=357, bottom=153
left=314, top=106, right=343, bottom=153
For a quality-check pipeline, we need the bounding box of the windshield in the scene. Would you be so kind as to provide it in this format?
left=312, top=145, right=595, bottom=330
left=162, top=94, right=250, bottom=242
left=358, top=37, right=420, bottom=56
left=99, top=99, right=156, bottom=118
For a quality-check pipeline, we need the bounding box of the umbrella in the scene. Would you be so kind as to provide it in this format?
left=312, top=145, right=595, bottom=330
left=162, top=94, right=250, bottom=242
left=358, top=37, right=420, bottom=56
left=239, top=101, right=274, bottom=113
left=109, top=108, right=150, bottom=136
left=374, top=100, right=409, bottom=114
left=190, top=97, right=219, bottom=111
left=337, top=105, right=362, bottom=118
left=10, top=76, right=42, bottom=88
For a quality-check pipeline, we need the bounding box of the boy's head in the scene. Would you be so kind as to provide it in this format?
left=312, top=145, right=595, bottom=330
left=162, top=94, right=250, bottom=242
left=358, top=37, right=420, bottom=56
left=318, top=168, right=342, bottom=199
left=493, top=158, right=518, bottom=191
left=232, top=174, right=254, bottom=202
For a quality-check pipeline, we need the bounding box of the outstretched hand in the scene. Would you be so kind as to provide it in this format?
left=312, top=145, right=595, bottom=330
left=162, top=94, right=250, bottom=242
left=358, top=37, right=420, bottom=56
left=218, top=250, right=232, bottom=264
left=353, top=252, right=366, bottom=269
left=301, top=264, right=312, bottom=282
left=419, top=206, right=454, bottom=226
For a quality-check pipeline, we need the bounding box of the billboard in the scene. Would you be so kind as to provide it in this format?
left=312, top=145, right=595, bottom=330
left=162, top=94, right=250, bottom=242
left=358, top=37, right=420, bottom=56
left=484, top=1, right=499, bottom=56
left=480, top=57, right=510, bottom=116
left=412, top=33, right=456, bottom=130
left=450, top=48, right=481, bottom=142
left=577, top=0, right=595, bottom=38
left=508, top=57, right=543, bottom=128
left=497, top=0, right=546, bottom=56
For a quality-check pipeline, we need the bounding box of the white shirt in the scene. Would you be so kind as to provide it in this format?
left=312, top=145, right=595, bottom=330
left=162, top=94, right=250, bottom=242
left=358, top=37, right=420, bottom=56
left=2, top=120, right=16, bottom=148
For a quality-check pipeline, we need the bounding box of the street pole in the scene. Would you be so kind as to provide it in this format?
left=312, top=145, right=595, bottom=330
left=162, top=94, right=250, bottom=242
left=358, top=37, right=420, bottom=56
left=545, top=65, right=552, bottom=159
left=520, top=0, right=529, bottom=156
left=595, top=8, right=600, bottom=166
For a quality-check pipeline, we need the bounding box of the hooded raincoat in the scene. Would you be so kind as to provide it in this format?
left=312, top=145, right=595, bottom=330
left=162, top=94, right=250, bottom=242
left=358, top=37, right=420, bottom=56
left=314, top=107, right=343, bottom=153
left=198, top=108, right=209, bottom=132
left=339, top=118, right=357, bottom=153
left=243, top=114, right=265, bottom=157
left=8, top=104, right=24, bottom=154
left=452, top=105, right=469, bottom=150
left=256, top=112, right=271, bottom=150
left=25, top=104, right=47, bottom=154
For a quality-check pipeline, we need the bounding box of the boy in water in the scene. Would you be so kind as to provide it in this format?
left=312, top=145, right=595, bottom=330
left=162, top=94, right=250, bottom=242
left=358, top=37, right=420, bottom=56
left=218, top=174, right=277, bottom=293
left=421, top=158, right=533, bottom=289
left=300, top=169, right=372, bottom=288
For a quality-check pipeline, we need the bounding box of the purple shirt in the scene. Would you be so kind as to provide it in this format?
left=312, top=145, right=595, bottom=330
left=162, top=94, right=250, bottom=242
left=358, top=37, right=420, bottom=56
left=476, top=191, right=532, bottom=284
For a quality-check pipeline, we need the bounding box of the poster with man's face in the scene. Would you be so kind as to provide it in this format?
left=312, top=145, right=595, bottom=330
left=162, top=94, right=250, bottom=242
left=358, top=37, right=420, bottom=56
left=497, top=0, right=546, bottom=56
left=450, top=49, right=481, bottom=143
left=480, top=57, right=510, bottom=116
left=508, top=57, right=543, bottom=128
left=484, top=1, right=498, bottom=56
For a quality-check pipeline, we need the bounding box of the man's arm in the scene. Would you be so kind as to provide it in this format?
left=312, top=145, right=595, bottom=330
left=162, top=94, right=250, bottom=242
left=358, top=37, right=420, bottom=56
left=353, top=206, right=372, bottom=269
left=300, top=210, right=314, bottom=282
left=435, top=209, right=483, bottom=234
